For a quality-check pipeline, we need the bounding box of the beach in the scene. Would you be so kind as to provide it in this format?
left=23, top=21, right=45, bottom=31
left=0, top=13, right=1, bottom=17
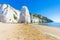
left=31, top=24, right=60, bottom=40
left=0, top=22, right=59, bottom=40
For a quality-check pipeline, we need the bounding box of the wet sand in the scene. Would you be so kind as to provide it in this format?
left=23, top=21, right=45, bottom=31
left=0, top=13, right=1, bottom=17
left=0, top=23, right=59, bottom=40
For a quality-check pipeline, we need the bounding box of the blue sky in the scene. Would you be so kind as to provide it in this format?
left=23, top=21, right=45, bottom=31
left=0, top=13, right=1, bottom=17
left=0, top=0, right=60, bottom=22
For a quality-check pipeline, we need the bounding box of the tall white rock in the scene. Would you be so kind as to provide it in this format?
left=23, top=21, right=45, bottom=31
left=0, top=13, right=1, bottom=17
left=18, top=6, right=31, bottom=23
left=0, top=4, right=20, bottom=23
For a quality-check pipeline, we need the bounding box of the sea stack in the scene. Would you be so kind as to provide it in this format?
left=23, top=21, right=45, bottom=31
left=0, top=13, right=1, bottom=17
left=18, top=6, right=31, bottom=23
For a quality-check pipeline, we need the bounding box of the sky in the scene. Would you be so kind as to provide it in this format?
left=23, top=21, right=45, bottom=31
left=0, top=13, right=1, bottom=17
left=0, top=0, right=60, bottom=22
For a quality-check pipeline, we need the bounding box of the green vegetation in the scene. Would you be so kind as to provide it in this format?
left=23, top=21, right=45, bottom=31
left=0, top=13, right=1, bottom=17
left=13, top=14, right=17, bottom=21
left=30, top=13, right=53, bottom=23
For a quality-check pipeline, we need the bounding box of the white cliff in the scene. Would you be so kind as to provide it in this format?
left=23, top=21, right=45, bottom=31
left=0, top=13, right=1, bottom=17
left=0, top=4, right=52, bottom=23
left=18, top=6, right=31, bottom=23
left=0, top=4, right=31, bottom=23
left=0, top=4, right=20, bottom=23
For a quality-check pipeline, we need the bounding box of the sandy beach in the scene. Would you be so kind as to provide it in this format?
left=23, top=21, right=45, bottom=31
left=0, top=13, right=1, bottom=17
left=31, top=24, right=60, bottom=40
left=0, top=22, right=59, bottom=40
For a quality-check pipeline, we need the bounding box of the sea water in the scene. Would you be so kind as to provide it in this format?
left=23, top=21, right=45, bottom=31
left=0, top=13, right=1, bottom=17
left=43, top=23, right=60, bottom=28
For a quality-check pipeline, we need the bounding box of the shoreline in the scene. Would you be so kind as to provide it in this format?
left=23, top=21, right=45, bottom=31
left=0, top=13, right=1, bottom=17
left=31, top=24, right=60, bottom=40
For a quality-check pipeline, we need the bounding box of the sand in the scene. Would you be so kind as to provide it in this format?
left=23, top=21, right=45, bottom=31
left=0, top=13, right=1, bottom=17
left=0, top=23, right=59, bottom=40
left=31, top=24, right=60, bottom=40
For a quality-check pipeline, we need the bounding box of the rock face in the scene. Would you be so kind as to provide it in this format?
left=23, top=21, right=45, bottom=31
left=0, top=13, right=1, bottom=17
left=0, top=4, right=20, bottom=23
left=0, top=4, right=52, bottom=23
left=30, top=13, right=53, bottom=24
left=18, top=6, right=31, bottom=23
left=0, top=4, right=31, bottom=23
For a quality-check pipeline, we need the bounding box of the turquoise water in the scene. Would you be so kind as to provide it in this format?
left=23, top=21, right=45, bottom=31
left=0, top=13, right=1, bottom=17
left=43, top=23, right=60, bottom=28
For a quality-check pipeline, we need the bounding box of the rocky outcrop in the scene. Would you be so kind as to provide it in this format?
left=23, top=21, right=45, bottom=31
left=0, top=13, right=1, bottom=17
left=0, top=4, right=20, bottom=23
left=0, top=4, right=31, bottom=23
left=18, top=6, right=31, bottom=23
left=30, top=13, right=53, bottom=24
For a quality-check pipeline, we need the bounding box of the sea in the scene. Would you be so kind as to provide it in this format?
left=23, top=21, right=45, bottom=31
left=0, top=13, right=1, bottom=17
left=43, top=23, right=60, bottom=28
